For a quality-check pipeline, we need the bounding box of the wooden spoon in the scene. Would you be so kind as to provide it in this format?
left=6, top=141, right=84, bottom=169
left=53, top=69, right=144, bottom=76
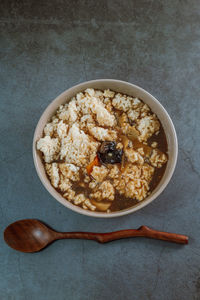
left=4, top=219, right=188, bottom=253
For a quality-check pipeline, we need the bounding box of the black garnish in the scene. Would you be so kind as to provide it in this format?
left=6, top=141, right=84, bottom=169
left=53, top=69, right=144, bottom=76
left=97, top=141, right=123, bottom=164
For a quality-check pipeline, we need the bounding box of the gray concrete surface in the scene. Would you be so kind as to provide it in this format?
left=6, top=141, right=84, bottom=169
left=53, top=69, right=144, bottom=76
left=1, top=0, right=200, bottom=299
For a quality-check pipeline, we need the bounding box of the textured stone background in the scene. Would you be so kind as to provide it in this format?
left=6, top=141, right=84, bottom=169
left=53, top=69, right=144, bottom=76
left=1, top=1, right=200, bottom=299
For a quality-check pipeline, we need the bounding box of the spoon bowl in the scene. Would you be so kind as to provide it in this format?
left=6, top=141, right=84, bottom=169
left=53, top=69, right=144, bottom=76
left=4, top=219, right=56, bottom=253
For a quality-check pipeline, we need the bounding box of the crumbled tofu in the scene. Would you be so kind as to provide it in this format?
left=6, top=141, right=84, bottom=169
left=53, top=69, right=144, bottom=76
left=91, top=165, right=109, bottom=182
left=125, top=148, right=144, bottom=165
left=99, top=181, right=115, bottom=201
left=91, top=181, right=115, bottom=201
left=60, top=124, right=99, bottom=166
left=103, top=89, right=115, bottom=98
left=142, top=164, right=155, bottom=181
left=151, top=142, right=158, bottom=148
left=74, top=194, right=86, bottom=205
left=84, top=199, right=96, bottom=211
left=125, top=179, right=149, bottom=200
left=109, top=165, right=120, bottom=179
left=150, top=149, right=168, bottom=168
left=118, top=113, right=129, bottom=134
left=57, top=120, right=68, bottom=138
left=95, top=90, right=104, bottom=98
left=89, top=181, right=98, bottom=189
left=59, top=176, right=72, bottom=192
left=44, top=122, right=54, bottom=137
left=63, top=189, right=75, bottom=201
left=45, top=163, right=59, bottom=188
left=128, top=109, right=139, bottom=121
left=37, top=136, right=60, bottom=163
left=90, top=96, right=116, bottom=127
left=88, top=125, right=117, bottom=141
left=90, top=190, right=101, bottom=200
left=113, top=163, right=154, bottom=201
left=136, top=115, right=160, bottom=141
left=85, top=88, right=95, bottom=97
left=59, top=99, right=78, bottom=123
left=112, top=93, right=132, bottom=112
left=132, top=98, right=141, bottom=106
left=59, top=163, right=80, bottom=181
left=81, top=114, right=94, bottom=123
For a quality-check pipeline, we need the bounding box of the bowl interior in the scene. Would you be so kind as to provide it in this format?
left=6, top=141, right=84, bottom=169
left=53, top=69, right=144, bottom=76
left=33, top=79, right=178, bottom=218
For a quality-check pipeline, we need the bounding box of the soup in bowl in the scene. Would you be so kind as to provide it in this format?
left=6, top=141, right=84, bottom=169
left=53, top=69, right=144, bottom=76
left=33, top=80, right=178, bottom=218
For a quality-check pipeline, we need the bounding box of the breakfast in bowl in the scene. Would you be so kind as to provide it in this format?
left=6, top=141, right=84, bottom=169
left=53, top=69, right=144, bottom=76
left=36, top=87, right=168, bottom=213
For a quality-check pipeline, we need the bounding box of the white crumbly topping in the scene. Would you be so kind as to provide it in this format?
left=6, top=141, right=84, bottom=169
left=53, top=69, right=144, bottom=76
left=59, top=163, right=80, bottom=181
left=150, top=149, right=168, bottom=168
left=151, top=142, right=158, bottom=148
left=132, top=98, right=141, bottom=106
left=136, top=115, right=160, bottom=142
left=45, top=163, right=59, bottom=188
left=63, top=189, right=75, bottom=201
left=81, top=114, right=94, bottom=124
left=128, top=109, right=139, bottom=121
left=100, top=181, right=115, bottom=201
left=108, top=165, right=120, bottom=179
left=84, top=199, right=96, bottom=211
left=59, top=99, right=78, bottom=122
left=88, top=125, right=117, bottom=141
left=60, top=123, right=98, bottom=166
left=90, top=96, right=116, bottom=127
left=59, top=176, right=72, bottom=192
left=112, top=93, right=132, bottom=112
left=91, top=165, right=109, bottom=182
left=91, top=180, right=115, bottom=201
left=94, top=90, right=104, bottom=98
left=37, top=88, right=168, bottom=211
left=85, top=88, right=95, bottom=97
left=89, top=181, right=98, bottom=189
left=103, top=89, right=115, bottom=98
left=73, top=194, right=96, bottom=211
left=37, top=136, right=60, bottom=163
left=113, top=163, right=154, bottom=201
left=44, top=123, right=54, bottom=137
left=74, top=194, right=86, bottom=205
left=57, top=120, right=68, bottom=138
left=43, top=118, right=60, bottom=137
left=125, top=148, right=144, bottom=165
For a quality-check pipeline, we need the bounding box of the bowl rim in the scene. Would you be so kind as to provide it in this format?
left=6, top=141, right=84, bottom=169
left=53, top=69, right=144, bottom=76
left=33, top=79, right=178, bottom=218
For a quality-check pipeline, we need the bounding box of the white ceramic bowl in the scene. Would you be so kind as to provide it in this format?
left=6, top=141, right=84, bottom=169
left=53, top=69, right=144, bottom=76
left=33, top=79, right=178, bottom=218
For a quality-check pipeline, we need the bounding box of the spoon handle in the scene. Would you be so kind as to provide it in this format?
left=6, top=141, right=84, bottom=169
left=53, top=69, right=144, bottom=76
left=56, top=226, right=188, bottom=244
